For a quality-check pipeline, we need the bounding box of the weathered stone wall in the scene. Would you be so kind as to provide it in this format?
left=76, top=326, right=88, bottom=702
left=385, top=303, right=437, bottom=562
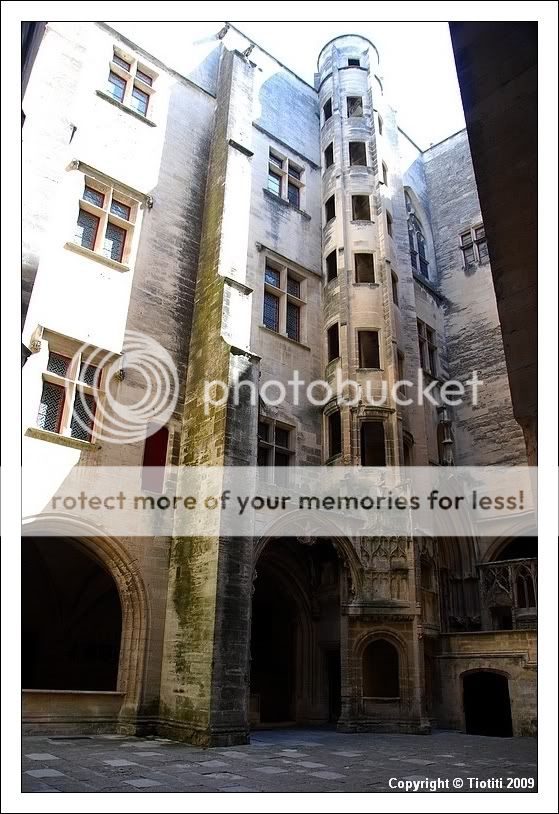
left=436, top=631, right=537, bottom=736
left=422, top=131, right=527, bottom=466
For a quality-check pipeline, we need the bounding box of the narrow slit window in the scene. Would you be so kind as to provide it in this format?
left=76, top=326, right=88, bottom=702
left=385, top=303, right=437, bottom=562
left=327, top=323, right=340, bottom=362
left=328, top=411, right=342, bottom=457
left=391, top=272, right=399, bottom=305
left=386, top=211, right=393, bottom=237
left=324, top=142, right=334, bottom=168
left=326, top=250, right=337, bottom=282
left=323, top=98, right=332, bottom=122
left=325, top=195, right=336, bottom=222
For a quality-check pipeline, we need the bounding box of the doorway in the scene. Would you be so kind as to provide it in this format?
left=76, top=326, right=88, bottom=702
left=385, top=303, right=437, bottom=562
left=22, top=537, right=122, bottom=691
left=250, top=538, right=342, bottom=727
left=463, top=671, right=513, bottom=736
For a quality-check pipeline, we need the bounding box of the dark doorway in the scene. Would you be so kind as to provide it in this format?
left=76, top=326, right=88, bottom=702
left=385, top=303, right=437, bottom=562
left=250, top=567, right=296, bottom=723
left=22, top=537, right=122, bottom=691
left=463, top=671, right=513, bottom=736
left=250, top=538, right=342, bottom=727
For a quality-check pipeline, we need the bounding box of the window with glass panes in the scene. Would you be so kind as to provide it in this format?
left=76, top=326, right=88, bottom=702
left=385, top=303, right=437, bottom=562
left=36, top=342, right=106, bottom=443
left=262, top=260, right=305, bottom=342
left=405, top=192, right=429, bottom=278
left=73, top=177, right=137, bottom=265
left=417, top=319, right=437, bottom=376
left=460, top=224, right=489, bottom=267
left=267, top=149, right=305, bottom=209
left=105, top=47, right=156, bottom=117
left=257, top=419, right=294, bottom=482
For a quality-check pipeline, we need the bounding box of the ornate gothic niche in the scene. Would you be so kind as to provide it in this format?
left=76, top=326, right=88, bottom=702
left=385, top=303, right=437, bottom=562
left=390, top=570, right=409, bottom=601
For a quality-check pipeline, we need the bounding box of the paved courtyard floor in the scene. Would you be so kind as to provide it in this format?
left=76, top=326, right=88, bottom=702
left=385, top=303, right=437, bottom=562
left=22, top=728, right=537, bottom=793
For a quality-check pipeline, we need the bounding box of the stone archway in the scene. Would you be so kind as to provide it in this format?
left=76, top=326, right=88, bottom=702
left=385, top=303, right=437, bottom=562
left=22, top=516, right=149, bottom=730
left=250, top=537, right=346, bottom=728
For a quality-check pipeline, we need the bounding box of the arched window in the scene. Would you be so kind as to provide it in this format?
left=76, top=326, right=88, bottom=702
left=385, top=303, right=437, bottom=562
left=405, top=191, right=429, bottom=279
left=362, top=639, right=400, bottom=698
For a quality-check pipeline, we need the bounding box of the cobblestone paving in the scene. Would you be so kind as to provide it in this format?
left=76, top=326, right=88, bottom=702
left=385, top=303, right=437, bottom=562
left=22, top=729, right=537, bottom=793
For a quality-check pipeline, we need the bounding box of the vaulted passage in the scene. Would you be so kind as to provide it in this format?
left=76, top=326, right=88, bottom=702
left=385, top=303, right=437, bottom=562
left=250, top=538, right=341, bottom=727
left=463, top=671, right=513, bottom=737
left=22, top=537, right=122, bottom=691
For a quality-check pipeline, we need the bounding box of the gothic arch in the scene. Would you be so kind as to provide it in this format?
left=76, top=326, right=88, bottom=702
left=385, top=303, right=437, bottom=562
left=253, top=512, right=364, bottom=599
left=22, top=514, right=149, bottom=717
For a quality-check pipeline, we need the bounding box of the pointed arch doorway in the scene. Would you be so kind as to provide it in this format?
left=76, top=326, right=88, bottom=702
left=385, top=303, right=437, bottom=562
left=249, top=537, right=345, bottom=728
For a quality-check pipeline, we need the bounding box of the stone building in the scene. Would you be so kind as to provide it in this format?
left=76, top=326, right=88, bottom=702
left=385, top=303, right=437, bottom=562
left=21, top=23, right=536, bottom=744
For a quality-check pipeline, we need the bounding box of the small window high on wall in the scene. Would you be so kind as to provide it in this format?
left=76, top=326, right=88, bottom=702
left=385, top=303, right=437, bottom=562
left=141, top=424, right=169, bottom=492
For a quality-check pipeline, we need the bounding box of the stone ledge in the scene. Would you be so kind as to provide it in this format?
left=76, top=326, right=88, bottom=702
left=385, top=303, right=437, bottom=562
left=262, top=188, right=311, bottom=220
left=25, top=427, right=101, bottom=451
left=258, top=324, right=311, bottom=351
left=64, top=241, right=130, bottom=272
left=95, top=90, right=157, bottom=126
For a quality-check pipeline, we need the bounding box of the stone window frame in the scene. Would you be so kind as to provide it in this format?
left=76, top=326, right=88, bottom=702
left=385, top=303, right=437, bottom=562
left=257, top=416, right=295, bottom=481
left=386, top=209, right=394, bottom=237
left=267, top=148, right=305, bottom=210
left=359, top=418, right=388, bottom=467
left=351, top=194, right=372, bottom=222
left=348, top=141, right=368, bottom=167
left=29, top=329, right=113, bottom=449
left=391, top=270, right=399, bottom=305
left=346, top=95, right=364, bottom=117
left=103, top=45, right=157, bottom=120
left=66, top=171, right=141, bottom=271
left=417, top=319, right=438, bottom=377
left=377, top=113, right=384, bottom=136
left=460, top=223, right=489, bottom=269
left=322, top=97, right=333, bottom=124
left=354, top=252, right=376, bottom=285
left=405, top=191, right=430, bottom=278
left=262, top=256, right=307, bottom=345
left=356, top=327, right=382, bottom=371
left=326, top=408, right=343, bottom=460
left=323, top=141, right=334, bottom=170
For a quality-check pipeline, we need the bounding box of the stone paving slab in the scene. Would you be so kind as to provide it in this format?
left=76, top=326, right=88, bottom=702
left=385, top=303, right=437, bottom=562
left=22, top=729, right=537, bottom=793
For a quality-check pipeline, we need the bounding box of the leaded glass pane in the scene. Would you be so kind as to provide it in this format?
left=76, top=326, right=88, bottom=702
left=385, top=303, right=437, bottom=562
left=70, top=390, right=96, bottom=441
left=75, top=209, right=99, bottom=250
left=268, top=171, right=281, bottom=196
left=79, top=361, right=99, bottom=387
left=37, top=381, right=64, bottom=433
left=275, top=427, right=290, bottom=449
left=107, top=71, right=126, bottom=102
left=103, top=222, right=126, bottom=262
left=264, top=266, right=281, bottom=287
left=287, top=182, right=300, bottom=208
left=83, top=186, right=105, bottom=208
left=263, top=291, right=279, bottom=332
left=131, top=85, right=149, bottom=115
left=112, top=54, right=131, bottom=72
left=136, top=68, right=153, bottom=86
left=47, top=352, right=70, bottom=378
left=286, top=276, right=300, bottom=297
left=286, top=301, right=300, bottom=342
left=110, top=199, right=131, bottom=220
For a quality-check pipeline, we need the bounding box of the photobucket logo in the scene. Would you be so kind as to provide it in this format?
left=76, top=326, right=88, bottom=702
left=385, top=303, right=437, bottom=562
left=204, top=369, right=483, bottom=414
left=71, top=330, right=179, bottom=444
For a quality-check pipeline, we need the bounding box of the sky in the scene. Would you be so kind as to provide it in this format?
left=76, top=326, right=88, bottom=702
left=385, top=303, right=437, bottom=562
left=234, top=21, right=465, bottom=148
left=112, top=21, right=465, bottom=150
